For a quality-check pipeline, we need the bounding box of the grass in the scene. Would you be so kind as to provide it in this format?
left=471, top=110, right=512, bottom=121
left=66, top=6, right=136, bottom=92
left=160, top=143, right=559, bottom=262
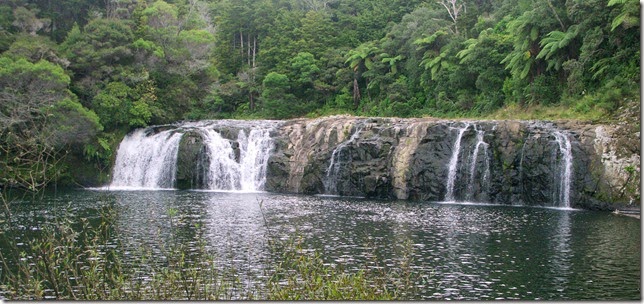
left=484, top=102, right=608, bottom=122
left=0, top=204, right=418, bottom=300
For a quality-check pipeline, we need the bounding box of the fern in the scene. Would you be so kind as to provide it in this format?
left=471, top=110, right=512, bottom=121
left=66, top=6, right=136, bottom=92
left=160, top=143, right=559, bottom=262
left=536, top=25, right=579, bottom=71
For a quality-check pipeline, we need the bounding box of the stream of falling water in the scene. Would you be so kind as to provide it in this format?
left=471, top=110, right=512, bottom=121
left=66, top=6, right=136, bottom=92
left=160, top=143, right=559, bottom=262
left=109, top=121, right=277, bottom=191
left=324, top=123, right=365, bottom=195
left=466, top=126, right=490, bottom=201
left=553, top=131, right=573, bottom=209
left=445, top=123, right=470, bottom=201
left=110, top=128, right=183, bottom=190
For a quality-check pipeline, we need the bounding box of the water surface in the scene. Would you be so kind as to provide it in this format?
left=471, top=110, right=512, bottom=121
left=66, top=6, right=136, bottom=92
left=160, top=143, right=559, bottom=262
left=2, top=190, right=640, bottom=300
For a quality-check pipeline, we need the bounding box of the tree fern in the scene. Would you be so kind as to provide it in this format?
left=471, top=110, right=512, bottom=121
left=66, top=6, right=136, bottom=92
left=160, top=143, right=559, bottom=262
left=607, top=0, right=639, bottom=30
left=536, top=25, right=579, bottom=71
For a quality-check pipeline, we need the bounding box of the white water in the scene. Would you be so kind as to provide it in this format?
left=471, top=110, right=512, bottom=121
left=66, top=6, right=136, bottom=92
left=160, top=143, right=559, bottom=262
left=238, top=128, right=274, bottom=191
left=109, top=128, right=183, bottom=190
left=445, top=123, right=470, bottom=201
left=200, top=128, right=241, bottom=190
left=466, top=127, right=490, bottom=201
left=108, top=121, right=276, bottom=191
left=553, top=131, right=573, bottom=209
left=519, top=122, right=575, bottom=208
left=324, top=124, right=365, bottom=195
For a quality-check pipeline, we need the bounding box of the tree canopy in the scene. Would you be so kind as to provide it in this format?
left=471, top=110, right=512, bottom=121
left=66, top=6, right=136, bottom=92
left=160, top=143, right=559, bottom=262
left=0, top=0, right=639, bottom=188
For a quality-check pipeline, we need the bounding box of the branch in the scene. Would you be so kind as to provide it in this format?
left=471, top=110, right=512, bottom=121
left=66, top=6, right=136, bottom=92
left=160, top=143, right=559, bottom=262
left=546, top=0, right=566, bottom=31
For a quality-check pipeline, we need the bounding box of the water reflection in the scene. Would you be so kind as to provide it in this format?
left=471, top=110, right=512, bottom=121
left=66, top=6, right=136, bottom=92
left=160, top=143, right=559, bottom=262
left=549, top=210, right=572, bottom=298
left=202, top=192, right=269, bottom=281
left=2, top=191, right=640, bottom=300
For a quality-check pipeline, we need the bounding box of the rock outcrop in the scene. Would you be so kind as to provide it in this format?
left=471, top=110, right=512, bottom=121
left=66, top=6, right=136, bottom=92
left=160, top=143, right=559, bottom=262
left=265, top=116, right=640, bottom=210
left=109, top=116, right=640, bottom=210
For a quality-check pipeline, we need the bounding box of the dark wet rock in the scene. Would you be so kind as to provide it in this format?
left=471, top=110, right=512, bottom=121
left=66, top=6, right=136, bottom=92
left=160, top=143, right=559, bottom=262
left=265, top=116, right=640, bottom=210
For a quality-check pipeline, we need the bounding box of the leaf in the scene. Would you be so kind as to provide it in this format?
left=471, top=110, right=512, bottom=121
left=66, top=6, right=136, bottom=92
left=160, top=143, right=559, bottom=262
left=519, top=61, right=532, bottom=79
left=607, top=0, right=628, bottom=6
left=529, top=27, right=539, bottom=41
left=364, top=58, right=373, bottom=70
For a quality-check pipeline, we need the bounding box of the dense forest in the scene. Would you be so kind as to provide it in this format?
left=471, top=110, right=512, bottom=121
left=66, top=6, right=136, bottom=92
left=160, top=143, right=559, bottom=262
left=0, top=0, right=640, bottom=189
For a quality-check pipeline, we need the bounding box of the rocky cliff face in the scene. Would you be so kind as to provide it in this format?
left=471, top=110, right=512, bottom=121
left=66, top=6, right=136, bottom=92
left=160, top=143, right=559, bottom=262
left=111, top=116, right=639, bottom=210
left=265, top=116, right=640, bottom=210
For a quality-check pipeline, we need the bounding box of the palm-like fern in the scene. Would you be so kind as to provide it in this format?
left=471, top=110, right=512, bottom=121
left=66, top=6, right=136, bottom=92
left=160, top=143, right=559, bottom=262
left=536, top=25, right=579, bottom=71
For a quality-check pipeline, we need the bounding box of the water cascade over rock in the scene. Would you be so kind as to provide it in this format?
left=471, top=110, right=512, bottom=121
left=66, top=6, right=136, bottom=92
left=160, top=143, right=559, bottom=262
left=106, top=116, right=639, bottom=210
left=466, top=125, right=491, bottom=201
left=109, top=120, right=279, bottom=191
left=553, top=130, right=573, bottom=209
left=110, top=128, right=183, bottom=190
left=266, top=116, right=639, bottom=210
left=445, top=123, right=471, bottom=201
left=323, top=121, right=366, bottom=195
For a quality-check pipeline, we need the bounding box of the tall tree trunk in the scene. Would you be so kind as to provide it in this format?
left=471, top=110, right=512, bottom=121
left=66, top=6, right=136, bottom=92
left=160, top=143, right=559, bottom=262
left=353, top=78, right=361, bottom=109
left=252, top=36, right=257, bottom=68
left=240, top=30, right=244, bottom=57
left=247, top=34, right=251, bottom=66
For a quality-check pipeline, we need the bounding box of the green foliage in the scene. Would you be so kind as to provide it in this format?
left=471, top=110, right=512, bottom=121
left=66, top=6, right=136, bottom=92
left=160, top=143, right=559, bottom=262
left=607, top=0, right=639, bottom=31
left=0, top=0, right=639, bottom=187
left=536, top=25, right=579, bottom=71
left=0, top=56, right=72, bottom=132
left=43, top=98, right=103, bottom=148
left=93, top=80, right=156, bottom=129
left=260, top=72, right=299, bottom=119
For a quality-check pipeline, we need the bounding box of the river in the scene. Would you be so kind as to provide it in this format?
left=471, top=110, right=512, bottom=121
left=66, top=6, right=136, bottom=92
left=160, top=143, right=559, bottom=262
left=1, top=190, right=640, bottom=300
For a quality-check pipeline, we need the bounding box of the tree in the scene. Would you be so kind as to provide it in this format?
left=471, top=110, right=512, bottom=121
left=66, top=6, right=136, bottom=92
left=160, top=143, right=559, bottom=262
left=345, top=41, right=379, bottom=108
left=536, top=25, right=579, bottom=72
left=607, top=0, right=639, bottom=31
left=437, top=0, right=466, bottom=34
left=3, top=33, right=67, bottom=66
left=260, top=72, right=297, bottom=118
left=0, top=57, right=71, bottom=130
left=92, top=80, right=155, bottom=129
left=0, top=56, right=101, bottom=192
left=12, top=6, right=50, bottom=36
left=289, top=52, right=321, bottom=98
left=456, top=27, right=512, bottom=112
left=60, top=18, right=135, bottom=90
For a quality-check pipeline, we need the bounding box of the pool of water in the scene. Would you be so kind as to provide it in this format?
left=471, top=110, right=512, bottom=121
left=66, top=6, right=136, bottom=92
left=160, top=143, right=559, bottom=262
left=1, top=190, right=640, bottom=300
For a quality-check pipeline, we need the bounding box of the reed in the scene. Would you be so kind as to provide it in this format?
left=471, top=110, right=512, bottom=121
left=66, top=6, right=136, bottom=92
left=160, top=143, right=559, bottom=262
left=0, top=205, right=417, bottom=300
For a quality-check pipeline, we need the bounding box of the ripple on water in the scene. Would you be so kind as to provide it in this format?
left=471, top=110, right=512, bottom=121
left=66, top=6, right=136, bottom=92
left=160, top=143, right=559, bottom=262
left=1, top=190, right=640, bottom=300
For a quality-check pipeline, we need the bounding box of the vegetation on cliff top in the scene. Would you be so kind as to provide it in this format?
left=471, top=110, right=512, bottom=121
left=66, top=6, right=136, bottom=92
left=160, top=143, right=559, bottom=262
left=0, top=0, right=639, bottom=189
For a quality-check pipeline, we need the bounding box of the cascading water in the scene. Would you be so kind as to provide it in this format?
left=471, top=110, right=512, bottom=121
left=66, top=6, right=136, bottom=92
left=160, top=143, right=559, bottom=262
left=108, top=120, right=277, bottom=191
left=445, top=123, right=470, bottom=201
left=199, top=128, right=242, bottom=190
left=238, top=128, right=274, bottom=191
left=553, top=131, right=573, bottom=209
left=109, top=128, right=183, bottom=190
left=519, top=122, right=575, bottom=208
left=324, top=123, right=365, bottom=195
left=466, top=126, right=490, bottom=201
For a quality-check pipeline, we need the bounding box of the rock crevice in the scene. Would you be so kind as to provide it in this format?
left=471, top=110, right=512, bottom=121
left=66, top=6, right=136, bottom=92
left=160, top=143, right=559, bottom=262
left=265, top=116, right=640, bottom=210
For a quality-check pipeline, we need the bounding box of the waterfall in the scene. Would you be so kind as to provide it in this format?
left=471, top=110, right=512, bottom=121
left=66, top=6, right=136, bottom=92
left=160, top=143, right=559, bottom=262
left=199, top=128, right=241, bottom=190
left=445, top=123, right=470, bottom=201
left=466, top=126, right=490, bottom=201
left=553, top=131, right=573, bottom=209
left=324, top=124, right=364, bottom=195
left=520, top=122, right=575, bottom=208
left=238, top=128, right=274, bottom=191
left=110, top=128, right=183, bottom=190
left=108, top=121, right=277, bottom=191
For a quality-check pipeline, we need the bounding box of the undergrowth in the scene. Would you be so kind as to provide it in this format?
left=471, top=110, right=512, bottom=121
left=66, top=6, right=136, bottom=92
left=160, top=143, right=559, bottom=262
left=0, top=203, right=417, bottom=300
